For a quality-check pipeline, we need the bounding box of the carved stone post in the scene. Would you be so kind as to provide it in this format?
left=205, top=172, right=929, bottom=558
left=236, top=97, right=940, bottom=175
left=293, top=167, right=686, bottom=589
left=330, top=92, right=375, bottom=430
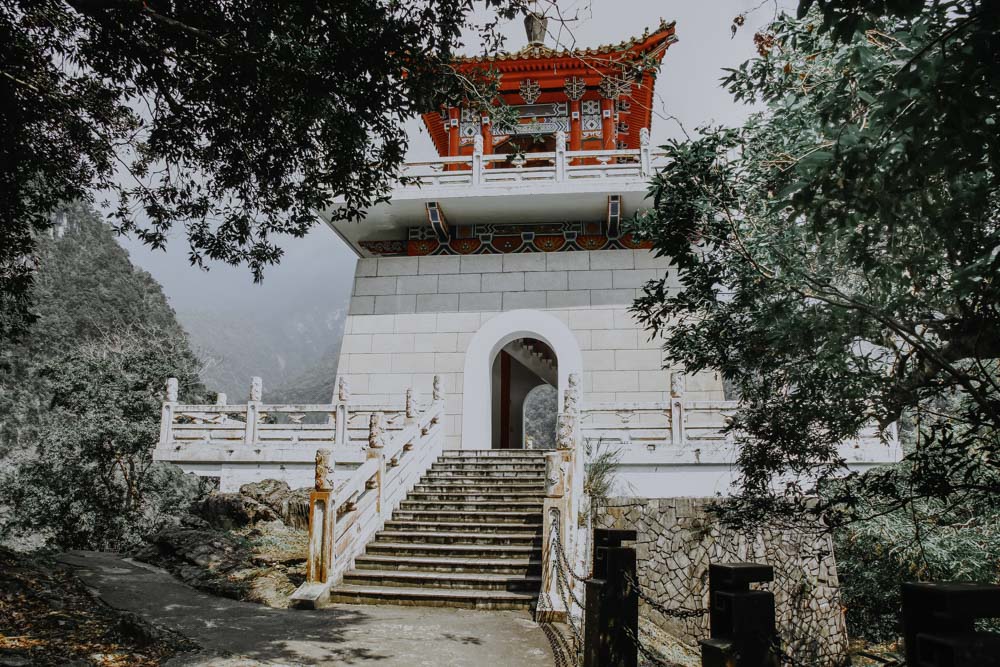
left=555, top=130, right=567, bottom=181
left=291, top=448, right=336, bottom=608
left=539, top=450, right=572, bottom=623
left=245, top=376, right=262, bottom=446
left=670, top=371, right=686, bottom=445
left=159, top=377, right=178, bottom=448
left=472, top=134, right=484, bottom=185
left=432, top=375, right=443, bottom=403
left=214, top=392, right=228, bottom=424
left=640, top=127, right=651, bottom=176
left=368, top=412, right=386, bottom=514
left=333, top=377, right=349, bottom=444
left=405, top=388, right=418, bottom=422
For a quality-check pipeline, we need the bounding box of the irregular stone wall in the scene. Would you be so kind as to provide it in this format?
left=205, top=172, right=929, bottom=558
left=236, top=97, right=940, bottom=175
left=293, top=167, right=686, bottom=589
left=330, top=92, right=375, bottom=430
left=594, top=497, right=849, bottom=665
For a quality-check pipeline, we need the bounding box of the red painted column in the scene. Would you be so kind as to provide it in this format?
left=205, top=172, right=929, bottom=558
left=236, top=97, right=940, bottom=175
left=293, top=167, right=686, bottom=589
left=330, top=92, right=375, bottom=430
left=600, top=98, right=615, bottom=151
left=569, top=100, right=582, bottom=164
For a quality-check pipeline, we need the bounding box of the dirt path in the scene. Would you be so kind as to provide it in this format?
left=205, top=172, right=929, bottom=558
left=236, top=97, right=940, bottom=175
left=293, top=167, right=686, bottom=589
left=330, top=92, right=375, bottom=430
left=57, top=551, right=559, bottom=667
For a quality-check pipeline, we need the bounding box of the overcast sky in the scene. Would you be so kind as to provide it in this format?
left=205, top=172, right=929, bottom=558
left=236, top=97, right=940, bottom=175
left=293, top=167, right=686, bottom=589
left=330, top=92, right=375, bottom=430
left=122, top=0, right=790, bottom=315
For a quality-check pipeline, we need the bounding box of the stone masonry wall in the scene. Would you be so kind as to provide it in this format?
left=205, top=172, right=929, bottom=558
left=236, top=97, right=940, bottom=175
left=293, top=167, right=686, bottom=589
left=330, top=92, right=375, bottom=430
left=337, top=249, right=727, bottom=450
left=595, top=497, right=849, bottom=665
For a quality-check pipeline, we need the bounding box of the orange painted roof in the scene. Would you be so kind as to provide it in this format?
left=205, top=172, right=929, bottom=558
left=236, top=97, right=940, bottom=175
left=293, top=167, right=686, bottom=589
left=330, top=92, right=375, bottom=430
left=421, top=20, right=677, bottom=156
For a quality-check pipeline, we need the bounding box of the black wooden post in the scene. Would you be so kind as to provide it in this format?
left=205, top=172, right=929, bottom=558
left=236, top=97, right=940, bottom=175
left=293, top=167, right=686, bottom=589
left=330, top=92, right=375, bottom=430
left=902, top=582, right=1000, bottom=667
left=584, top=529, right=638, bottom=667
left=700, top=563, right=779, bottom=667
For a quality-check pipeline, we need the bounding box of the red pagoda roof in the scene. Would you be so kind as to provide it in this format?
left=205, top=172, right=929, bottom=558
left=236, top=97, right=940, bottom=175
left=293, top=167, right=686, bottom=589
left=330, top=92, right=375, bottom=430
left=421, top=19, right=677, bottom=157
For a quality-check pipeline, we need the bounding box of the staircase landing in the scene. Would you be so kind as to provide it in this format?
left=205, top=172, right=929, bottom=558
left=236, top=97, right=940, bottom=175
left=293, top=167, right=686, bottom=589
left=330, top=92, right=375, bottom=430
left=330, top=449, right=547, bottom=610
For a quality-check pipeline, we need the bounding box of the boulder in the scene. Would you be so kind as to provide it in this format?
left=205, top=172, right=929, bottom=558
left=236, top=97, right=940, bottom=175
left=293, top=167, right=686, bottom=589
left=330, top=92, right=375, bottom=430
left=281, top=489, right=311, bottom=530
left=193, top=493, right=278, bottom=529
left=239, top=479, right=291, bottom=514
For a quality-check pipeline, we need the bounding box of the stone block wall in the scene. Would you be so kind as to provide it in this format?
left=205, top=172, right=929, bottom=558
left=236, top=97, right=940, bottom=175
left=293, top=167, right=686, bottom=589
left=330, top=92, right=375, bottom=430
left=337, top=249, right=727, bottom=450
left=595, top=497, right=849, bottom=665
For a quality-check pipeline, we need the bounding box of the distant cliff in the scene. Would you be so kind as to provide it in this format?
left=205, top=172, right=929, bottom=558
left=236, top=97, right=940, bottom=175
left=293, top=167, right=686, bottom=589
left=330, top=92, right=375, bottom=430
left=177, top=303, right=345, bottom=402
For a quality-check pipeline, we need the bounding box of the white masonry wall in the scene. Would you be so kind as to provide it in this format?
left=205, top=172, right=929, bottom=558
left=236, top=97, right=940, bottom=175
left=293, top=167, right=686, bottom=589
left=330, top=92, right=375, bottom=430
left=336, top=249, right=726, bottom=453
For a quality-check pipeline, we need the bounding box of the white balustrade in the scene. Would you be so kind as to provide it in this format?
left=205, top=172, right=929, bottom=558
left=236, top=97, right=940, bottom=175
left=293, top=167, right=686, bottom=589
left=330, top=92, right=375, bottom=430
left=398, top=130, right=666, bottom=189
left=291, top=379, right=448, bottom=607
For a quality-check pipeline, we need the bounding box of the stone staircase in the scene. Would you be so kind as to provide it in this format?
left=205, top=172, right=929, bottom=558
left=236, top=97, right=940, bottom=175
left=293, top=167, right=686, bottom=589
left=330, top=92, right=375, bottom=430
left=330, top=449, right=546, bottom=610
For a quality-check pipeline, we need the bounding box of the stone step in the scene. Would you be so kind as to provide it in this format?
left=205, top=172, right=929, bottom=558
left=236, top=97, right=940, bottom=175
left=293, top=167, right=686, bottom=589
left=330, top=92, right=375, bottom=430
left=383, top=520, right=543, bottom=534
left=374, top=530, right=542, bottom=547
left=390, top=509, right=542, bottom=524
left=342, top=569, right=542, bottom=592
left=421, top=470, right=546, bottom=480
left=398, top=499, right=544, bottom=512
left=412, top=482, right=546, bottom=493
left=365, top=541, right=540, bottom=559
left=431, top=463, right=546, bottom=472
left=354, top=554, right=542, bottom=575
left=406, top=491, right=545, bottom=503
left=328, top=584, right=537, bottom=610
left=442, top=450, right=547, bottom=458
left=436, top=456, right=548, bottom=465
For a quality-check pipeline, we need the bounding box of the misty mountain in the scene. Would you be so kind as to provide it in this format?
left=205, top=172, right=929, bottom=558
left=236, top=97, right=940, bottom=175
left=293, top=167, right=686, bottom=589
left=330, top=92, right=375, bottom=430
left=178, top=303, right=346, bottom=402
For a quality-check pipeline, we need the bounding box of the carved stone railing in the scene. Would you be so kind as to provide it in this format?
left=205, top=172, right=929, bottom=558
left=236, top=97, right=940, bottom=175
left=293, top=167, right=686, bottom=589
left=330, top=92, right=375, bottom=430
left=291, top=381, right=446, bottom=608
left=396, top=129, right=667, bottom=189
left=579, top=372, right=899, bottom=464
left=154, top=376, right=435, bottom=491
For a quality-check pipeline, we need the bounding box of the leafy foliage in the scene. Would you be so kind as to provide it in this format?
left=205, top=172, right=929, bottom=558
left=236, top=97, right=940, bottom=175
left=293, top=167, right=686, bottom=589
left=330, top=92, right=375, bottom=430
left=835, top=479, right=1000, bottom=641
left=0, top=203, right=193, bottom=457
left=3, top=332, right=208, bottom=551
left=629, top=0, right=999, bottom=528
left=1, top=0, right=521, bottom=335
left=0, top=203, right=209, bottom=550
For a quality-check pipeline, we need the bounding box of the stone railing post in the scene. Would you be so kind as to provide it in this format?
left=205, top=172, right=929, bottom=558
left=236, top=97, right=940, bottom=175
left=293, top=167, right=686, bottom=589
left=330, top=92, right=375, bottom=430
left=214, top=391, right=228, bottom=424
left=334, top=377, right=349, bottom=445
left=472, top=134, right=483, bottom=185
left=159, top=377, right=178, bottom=447
left=291, top=449, right=336, bottom=608
left=245, top=376, right=262, bottom=446
left=539, top=451, right=571, bottom=622
left=368, top=412, right=386, bottom=514
left=406, top=387, right=419, bottom=423
left=640, top=127, right=651, bottom=176
left=432, top=375, right=443, bottom=403
left=670, top=372, right=686, bottom=445
left=555, top=130, right=567, bottom=181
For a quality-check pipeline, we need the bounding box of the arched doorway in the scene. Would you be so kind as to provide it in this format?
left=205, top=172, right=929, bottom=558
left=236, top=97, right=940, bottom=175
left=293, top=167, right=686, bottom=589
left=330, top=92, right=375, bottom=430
left=490, top=338, right=557, bottom=449
left=461, top=309, right=583, bottom=450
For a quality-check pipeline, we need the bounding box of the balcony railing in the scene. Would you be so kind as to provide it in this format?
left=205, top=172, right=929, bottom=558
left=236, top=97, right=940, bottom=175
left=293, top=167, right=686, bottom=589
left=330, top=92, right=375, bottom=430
left=398, top=128, right=667, bottom=189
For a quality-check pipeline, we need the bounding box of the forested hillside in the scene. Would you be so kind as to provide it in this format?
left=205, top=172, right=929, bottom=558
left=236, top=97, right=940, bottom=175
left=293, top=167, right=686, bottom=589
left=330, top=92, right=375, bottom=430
left=0, top=203, right=208, bottom=549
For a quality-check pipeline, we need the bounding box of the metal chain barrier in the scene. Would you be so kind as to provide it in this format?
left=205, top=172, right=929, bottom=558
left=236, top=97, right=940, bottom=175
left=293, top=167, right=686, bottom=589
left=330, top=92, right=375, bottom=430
left=543, top=510, right=587, bottom=662
left=622, top=570, right=709, bottom=621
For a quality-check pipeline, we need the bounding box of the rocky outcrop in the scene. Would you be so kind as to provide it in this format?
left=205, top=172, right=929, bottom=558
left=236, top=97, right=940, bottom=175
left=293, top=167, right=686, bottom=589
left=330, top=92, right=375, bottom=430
left=137, top=480, right=311, bottom=608
left=191, top=480, right=312, bottom=530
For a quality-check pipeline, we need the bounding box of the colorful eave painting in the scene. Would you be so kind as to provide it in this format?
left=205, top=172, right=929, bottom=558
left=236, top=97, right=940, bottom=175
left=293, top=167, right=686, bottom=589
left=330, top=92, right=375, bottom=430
left=420, top=20, right=677, bottom=156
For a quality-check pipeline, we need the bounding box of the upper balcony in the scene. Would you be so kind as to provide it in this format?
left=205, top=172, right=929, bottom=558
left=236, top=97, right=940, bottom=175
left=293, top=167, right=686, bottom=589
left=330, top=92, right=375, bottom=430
left=320, top=130, right=669, bottom=257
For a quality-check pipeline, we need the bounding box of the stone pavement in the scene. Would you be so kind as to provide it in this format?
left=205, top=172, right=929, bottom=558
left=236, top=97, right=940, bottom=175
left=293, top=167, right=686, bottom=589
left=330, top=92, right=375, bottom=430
left=57, top=551, right=559, bottom=666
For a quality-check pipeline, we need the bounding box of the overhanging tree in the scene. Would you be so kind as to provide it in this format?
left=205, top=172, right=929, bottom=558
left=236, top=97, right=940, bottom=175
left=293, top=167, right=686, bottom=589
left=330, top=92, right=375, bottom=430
left=630, top=0, right=999, bottom=526
left=1, top=0, right=521, bottom=335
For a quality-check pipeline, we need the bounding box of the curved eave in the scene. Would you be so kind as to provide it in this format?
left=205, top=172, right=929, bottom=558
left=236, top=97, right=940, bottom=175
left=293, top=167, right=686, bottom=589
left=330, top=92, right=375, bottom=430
left=420, top=21, right=676, bottom=156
